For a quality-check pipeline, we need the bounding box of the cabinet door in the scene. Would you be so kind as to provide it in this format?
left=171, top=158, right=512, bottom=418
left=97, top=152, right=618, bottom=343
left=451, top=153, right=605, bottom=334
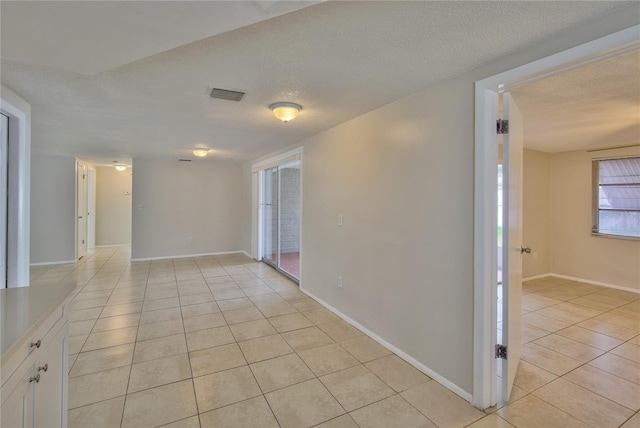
left=33, top=326, right=67, bottom=428
left=1, top=368, right=35, bottom=428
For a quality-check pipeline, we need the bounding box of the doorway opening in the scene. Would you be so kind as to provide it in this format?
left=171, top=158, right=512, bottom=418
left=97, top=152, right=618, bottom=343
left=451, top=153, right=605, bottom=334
left=472, top=25, right=639, bottom=409
left=254, top=148, right=302, bottom=283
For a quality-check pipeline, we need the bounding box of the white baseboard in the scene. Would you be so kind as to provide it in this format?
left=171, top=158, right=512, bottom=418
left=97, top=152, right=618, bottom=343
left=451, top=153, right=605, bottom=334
left=549, top=273, right=640, bottom=294
left=299, top=287, right=473, bottom=403
left=241, top=251, right=255, bottom=260
left=131, top=250, right=245, bottom=262
left=522, top=273, right=552, bottom=281
left=30, top=260, right=76, bottom=267
left=95, top=244, right=129, bottom=248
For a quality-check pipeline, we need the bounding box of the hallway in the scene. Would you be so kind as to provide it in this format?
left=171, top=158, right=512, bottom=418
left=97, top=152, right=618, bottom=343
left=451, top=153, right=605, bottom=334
left=32, top=248, right=639, bottom=427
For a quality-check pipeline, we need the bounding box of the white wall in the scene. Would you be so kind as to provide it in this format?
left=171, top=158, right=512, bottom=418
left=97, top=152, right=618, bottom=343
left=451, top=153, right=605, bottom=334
left=244, top=8, right=640, bottom=397
left=551, top=146, right=640, bottom=291
left=523, top=150, right=551, bottom=278
left=131, top=159, right=243, bottom=260
left=96, top=166, right=132, bottom=246
left=30, top=155, right=75, bottom=264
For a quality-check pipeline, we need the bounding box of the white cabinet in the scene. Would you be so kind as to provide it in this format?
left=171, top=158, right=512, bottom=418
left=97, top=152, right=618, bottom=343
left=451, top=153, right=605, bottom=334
left=1, top=282, right=74, bottom=428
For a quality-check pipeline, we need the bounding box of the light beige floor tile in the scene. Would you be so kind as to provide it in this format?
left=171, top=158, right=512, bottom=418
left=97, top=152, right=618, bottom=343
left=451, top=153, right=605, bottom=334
left=401, top=381, right=485, bottom=428
left=266, top=378, right=345, bottom=428
left=595, top=312, right=640, bottom=331
left=290, top=298, right=323, bottom=312
left=133, top=333, right=187, bottom=363
left=268, top=313, right=315, bottom=333
left=186, top=325, right=236, bottom=352
left=68, top=396, right=125, bottom=428
left=73, top=289, right=113, bottom=301
left=521, top=343, right=582, bottom=376
left=314, top=414, right=359, bottom=428
left=340, top=335, right=392, bottom=363
left=68, top=307, right=103, bottom=322
left=144, top=288, right=179, bottom=301
left=128, top=353, right=192, bottom=393
left=139, top=307, right=182, bottom=325
left=533, top=378, right=633, bottom=427
left=466, top=414, right=516, bottom=428
left=565, top=364, right=640, bottom=410
left=282, top=326, right=334, bottom=351
left=556, top=325, right=624, bottom=351
left=535, top=306, right=591, bottom=324
left=629, top=334, right=640, bottom=345
left=497, top=394, right=588, bottom=428
left=570, top=294, right=628, bottom=311
left=68, top=365, right=130, bottom=409
left=298, top=343, right=360, bottom=377
left=250, top=353, right=315, bottom=393
left=513, top=360, right=557, bottom=392
left=365, top=355, right=431, bottom=392
left=181, top=301, right=220, bottom=318
left=190, top=343, right=246, bottom=377
left=533, top=333, right=604, bottom=362
left=578, top=318, right=638, bottom=341
left=122, top=379, right=198, bottom=428
left=521, top=324, right=551, bottom=344
left=589, top=351, right=640, bottom=385
left=142, top=296, right=180, bottom=312
left=100, top=302, right=143, bottom=318
left=217, top=297, right=255, bottom=311
left=522, top=313, right=571, bottom=333
left=278, top=289, right=308, bottom=302
left=137, top=318, right=184, bottom=341
left=552, top=302, right=604, bottom=318
left=223, top=307, right=265, bottom=324
left=69, top=297, right=109, bottom=310
left=242, top=285, right=275, bottom=297
left=69, top=319, right=97, bottom=337
left=178, top=284, right=210, bottom=296
left=179, top=292, right=214, bottom=306
left=213, top=287, right=247, bottom=301
left=161, top=416, right=200, bottom=428
left=183, top=312, right=227, bottom=332
left=68, top=335, right=87, bottom=355
left=194, top=366, right=262, bottom=413
left=318, top=320, right=364, bottom=342
left=350, top=394, right=436, bottom=428
left=521, top=294, right=562, bottom=311
left=229, top=319, right=277, bottom=341
left=92, top=313, right=140, bottom=333
left=238, top=334, right=294, bottom=363
left=320, top=365, right=394, bottom=411
left=70, top=343, right=134, bottom=377
left=258, top=301, right=298, bottom=317
left=199, top=396, right=279, bottom=428
left=611, top=342, right=640, bottom=363
left=621, top=412, right=640, bottom=428
left=303, top=308, right=340, bottom=325
left=82, top=326, right=138, bottom=351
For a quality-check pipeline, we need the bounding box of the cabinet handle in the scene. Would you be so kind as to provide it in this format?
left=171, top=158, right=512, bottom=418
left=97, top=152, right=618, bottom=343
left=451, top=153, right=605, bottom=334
left=30, top=340, right=42, bottom=349
left=37, top=364, right=48, bottom=372
left=29, top=374, right=40, bottom=383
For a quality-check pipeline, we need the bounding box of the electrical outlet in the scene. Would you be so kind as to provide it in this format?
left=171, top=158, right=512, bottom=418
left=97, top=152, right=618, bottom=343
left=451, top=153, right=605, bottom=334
left=338, top=276, right=343, bottom=288
left=187, top=236, right=193, bottom=243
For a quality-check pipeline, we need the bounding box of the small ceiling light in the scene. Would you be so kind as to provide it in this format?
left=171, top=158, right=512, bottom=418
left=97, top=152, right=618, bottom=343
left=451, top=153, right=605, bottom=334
left=114, top=165, right=127, bottom=171
left=193, top=149, right=209, bottom=157
left=269, top=102, right=302, bottom=123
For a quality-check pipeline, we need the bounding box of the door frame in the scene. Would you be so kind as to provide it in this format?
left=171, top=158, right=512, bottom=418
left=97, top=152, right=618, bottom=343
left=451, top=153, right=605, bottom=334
left=87, top=168, right=96, bottom=250
left=0, top=95, right=30, bottom=287
left=75, top=159, right=88, bottom=260
left=472, top=25, right=640, bottom=409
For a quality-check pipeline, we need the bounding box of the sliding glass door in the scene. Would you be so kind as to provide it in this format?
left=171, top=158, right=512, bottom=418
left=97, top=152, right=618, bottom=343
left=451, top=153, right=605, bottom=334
left=260, top=159, right=301, bottom=281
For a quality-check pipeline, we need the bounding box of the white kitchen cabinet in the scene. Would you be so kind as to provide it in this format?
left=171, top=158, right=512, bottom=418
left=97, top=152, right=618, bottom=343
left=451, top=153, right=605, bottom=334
left=1, top=282, right=75, bottom=428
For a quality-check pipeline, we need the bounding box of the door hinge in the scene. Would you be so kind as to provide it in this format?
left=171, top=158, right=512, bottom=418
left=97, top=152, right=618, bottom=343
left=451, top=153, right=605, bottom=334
left=496, top=119, right=509, bottom=134
left=495, top=344, right=507, bottom=359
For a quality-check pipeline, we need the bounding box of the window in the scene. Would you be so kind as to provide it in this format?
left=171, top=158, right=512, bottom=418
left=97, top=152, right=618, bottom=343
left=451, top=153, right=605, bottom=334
left=592, top=156, right=640, bottom=239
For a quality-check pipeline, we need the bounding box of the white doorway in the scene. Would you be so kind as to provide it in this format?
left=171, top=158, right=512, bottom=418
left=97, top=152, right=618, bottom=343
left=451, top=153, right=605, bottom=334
left=87, top=168, right=96, bottom=251
left=76, top=160, right=88, bottom=260
left=472, top=25, right=639, bottom=409
left=0, top=114, right=8, bottom=287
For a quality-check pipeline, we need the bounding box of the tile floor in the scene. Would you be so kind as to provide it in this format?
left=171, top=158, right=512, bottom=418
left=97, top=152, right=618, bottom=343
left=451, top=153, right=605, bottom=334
left=30, top=247, right=640, bottom=427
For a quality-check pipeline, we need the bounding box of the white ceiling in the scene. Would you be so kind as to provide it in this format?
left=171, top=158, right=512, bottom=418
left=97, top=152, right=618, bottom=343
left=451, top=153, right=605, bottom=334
left=0, top=1, right=636, bottom=164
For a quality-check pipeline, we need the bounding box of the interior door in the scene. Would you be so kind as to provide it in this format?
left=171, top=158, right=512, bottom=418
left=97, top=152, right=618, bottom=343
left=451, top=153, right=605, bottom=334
left=76, top=162, right=87, bottom=259
left=262, top=166, right=278, bottom=267
left=500, top=93, right=523, bottom=402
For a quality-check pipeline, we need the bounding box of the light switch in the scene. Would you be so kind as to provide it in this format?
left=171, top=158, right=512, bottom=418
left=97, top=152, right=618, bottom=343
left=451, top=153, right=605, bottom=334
left=338, top=214, right=343, bottom=226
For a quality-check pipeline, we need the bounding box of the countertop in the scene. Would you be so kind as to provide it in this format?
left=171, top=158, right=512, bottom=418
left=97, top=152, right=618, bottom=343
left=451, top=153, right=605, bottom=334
left=1, top=281, right=76, bottom=360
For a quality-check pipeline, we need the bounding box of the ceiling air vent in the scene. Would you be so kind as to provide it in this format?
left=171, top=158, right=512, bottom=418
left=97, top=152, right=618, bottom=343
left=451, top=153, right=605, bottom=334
left=210, top=88, right=245, bottom=102
left=178, top=159, right=192, bottom=162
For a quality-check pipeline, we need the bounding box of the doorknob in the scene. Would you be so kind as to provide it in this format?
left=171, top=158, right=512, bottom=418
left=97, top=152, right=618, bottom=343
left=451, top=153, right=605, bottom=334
left=521, top=246, right=532, bottom=254
left=78, top=216, right=83, bottom=219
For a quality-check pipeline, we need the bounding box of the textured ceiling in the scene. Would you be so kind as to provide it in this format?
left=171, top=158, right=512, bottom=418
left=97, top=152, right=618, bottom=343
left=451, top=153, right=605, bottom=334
left=510, top=50, right=640, bottom=153
left=0, top=1, right=636, bottom=164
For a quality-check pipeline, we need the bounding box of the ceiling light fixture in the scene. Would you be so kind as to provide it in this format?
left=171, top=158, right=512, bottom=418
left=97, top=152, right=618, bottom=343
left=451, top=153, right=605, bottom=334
left=269, top=102, right=302, bottom=123
left=114, top=165, right=127, bottom=171
left=193, top=149, right=209, bottom=157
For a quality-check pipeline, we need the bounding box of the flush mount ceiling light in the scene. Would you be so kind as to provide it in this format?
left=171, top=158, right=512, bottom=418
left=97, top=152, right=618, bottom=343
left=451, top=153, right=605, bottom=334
left=114, top=165, right=127, bottom=171
left=193, top=149, right=209, bottom=157
left=269, top=102, right=302, bottom=123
